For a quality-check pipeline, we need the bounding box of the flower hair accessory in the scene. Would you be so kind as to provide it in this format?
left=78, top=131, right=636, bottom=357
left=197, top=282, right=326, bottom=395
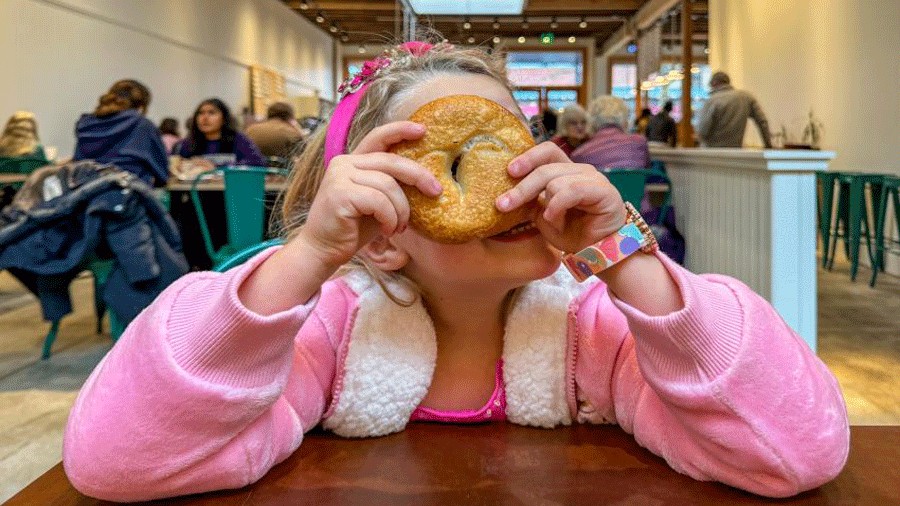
left=324, top=41, right=448, bottom=167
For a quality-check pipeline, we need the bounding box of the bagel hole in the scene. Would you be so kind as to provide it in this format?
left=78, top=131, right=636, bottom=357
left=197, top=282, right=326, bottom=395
left=450, top=155, right=461, bottom=182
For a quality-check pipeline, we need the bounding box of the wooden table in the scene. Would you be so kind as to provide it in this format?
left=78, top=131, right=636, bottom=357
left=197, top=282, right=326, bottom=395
left=5, top=425, right=897, bottom=505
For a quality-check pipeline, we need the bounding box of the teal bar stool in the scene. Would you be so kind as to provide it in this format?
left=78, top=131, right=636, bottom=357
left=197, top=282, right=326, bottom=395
left=214, top=238, right=284, bottom=272
left=816, top=171, right=841, bottom=267
left=826, top=172, right=884, bottom=281
left=605, top=167, right=671, bottom=211
left=870, top=175, right=900, bottom=287
left=191, top=166, right=288, bottom=269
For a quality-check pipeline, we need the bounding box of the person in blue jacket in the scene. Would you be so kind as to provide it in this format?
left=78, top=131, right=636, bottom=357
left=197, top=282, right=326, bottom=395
left=177, top=98, right=266, bottom=169
left=73, top=79, right=169, bottom=187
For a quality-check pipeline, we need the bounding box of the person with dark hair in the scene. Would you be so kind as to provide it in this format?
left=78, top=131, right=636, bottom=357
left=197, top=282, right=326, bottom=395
left=177, top=98, right=266, bottom=168
left=540, top=107, right=557, bottom=138
left=245, top=101, right=304, bottom=158
left=697, top=71, right=772, bottom=148
left=73, top=79, right=169, bottom=186
left=158, top=118, right=182, bottom=154
left=633, top=107, right=652, bottom=135
left=646, top=101, right=678, bottom=147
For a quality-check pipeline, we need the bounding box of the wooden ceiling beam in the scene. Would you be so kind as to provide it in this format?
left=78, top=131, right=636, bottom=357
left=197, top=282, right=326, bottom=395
left=524, top=0, right=644, bottom=11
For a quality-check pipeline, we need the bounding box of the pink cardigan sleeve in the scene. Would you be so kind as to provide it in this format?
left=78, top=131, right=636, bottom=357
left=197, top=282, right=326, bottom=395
left=573, top=253, right=849, bottom=498
left=63, top=247, right=345, bottom=502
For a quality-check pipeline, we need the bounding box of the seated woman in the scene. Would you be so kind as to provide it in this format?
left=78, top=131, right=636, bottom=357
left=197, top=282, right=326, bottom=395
left=571, top=96, right=650, bottom=171
left=158, top=117, right=182, bottom=155
left=0, top=111, right=49, bottom=161
left=73, top=80, right=169, bottom=186
left=177, top=99, right=266, bottom=171
left=550, top=104, right=589, bottom=157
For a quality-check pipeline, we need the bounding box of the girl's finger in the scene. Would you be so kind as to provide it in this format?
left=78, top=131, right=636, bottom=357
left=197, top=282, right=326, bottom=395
left=542, top=179, right=603, bottom=224
left=347, top=185, right=400, bottom=236
left=507, top=141, right=572, bottom=178
left=349, top=170, right=410, bottom=234
left=353, top=152, right=443, bottom=197
left=352, top=121, right=426, bottom=155
left=496, top=163, right=582, bottom=212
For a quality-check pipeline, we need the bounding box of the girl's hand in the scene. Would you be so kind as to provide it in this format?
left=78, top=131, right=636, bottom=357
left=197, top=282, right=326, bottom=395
left=495, top=142, right=626, bottom=253
left=296, top=121, right=443, bottom=269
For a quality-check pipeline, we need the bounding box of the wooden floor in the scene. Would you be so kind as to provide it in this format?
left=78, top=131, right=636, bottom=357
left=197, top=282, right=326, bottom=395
left=0, top=261, right=897, bottom=502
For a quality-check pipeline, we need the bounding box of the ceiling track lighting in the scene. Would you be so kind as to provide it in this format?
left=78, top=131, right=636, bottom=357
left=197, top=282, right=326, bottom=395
left=550, top=17, right=558, bottom=29
left=579, top=17, right=588, bottom=29
left=492, top=35, right=500, bottom=44
left=463, top=17, right=471, bottom=30
left=299, top=0, right=309, bottom=10
left=329, top=22, right=338, bottom=33
left=340, top=31, right=349, bottom=42
left=517, top=35, right=525, bottom=43
left=357, top=44, right=366, bottom=53
left=315, top=12, right=325, bottom=23
left=568, top=36, right=576, bottom=43
left=467, top=36, right=475, bottom=44
left=521, top=16, right=529, bottom=29
left=492, top=17, right=500, bottom=30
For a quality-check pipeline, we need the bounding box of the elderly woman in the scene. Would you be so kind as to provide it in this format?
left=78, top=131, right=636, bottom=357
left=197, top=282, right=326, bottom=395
left=551, top=104, right=589, bottom=157
left=570, top=95, right=650, bottom=170
left=0, top=111, right=47, bottom=159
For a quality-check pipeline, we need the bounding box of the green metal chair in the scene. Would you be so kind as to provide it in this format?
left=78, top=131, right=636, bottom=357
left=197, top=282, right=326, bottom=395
left=816, top=171, right=841, bottom=267
left=604, top=167, right=672, bottom=219
left=826, top=172, right=884, bottom=281
left=870, top=175, right=900, bottom=287
left=214, top=238, right=285, bottom=273
left=191, top=166, right=288, bottom=269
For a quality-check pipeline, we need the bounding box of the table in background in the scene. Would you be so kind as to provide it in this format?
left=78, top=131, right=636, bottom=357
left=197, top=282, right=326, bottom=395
left=5, top=425, right=897, bottom=505
left=0, top=173, right=29, bottom=185
left=166, top=178, right=286, bottom=270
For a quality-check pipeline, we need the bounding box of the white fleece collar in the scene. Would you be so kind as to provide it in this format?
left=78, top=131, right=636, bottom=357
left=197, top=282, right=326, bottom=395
left=323, top=267, right=589, bottom=437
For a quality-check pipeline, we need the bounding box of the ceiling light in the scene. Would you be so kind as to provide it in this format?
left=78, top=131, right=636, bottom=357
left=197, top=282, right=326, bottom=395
left=578, top=17, right=587, bottom=29
left=329, top=22, right=338, bottom=33
left=704, top=47, right=710, bottom=54
left=358, top=45, right=366, bottom=53
left=517, top=36, right=525, bottom=43
left=299, top=0, right=309, bottom=10
left=315, top=12, right=325, bottom=23
left=340, top=32, right=349, bottom=42
left=492, top=17, right=501, bottom=29
left=406, top=0, right=525, bottom=15
left=463, top=17, right=471, bottom=30
left=467, top=36, right=475, bottom=44
left=568, top=36, right=576, bottom=43
left=550, top=17, right=558, bottom=29
left=492, top=35, right=501, bottom=44
left=521, top=16, right=529, bottom=29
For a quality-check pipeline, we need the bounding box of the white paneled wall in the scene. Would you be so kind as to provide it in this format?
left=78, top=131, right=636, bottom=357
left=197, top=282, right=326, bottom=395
left=653, top=148, right=834, bottom=351
left=0, top=0, right=335, bottom=159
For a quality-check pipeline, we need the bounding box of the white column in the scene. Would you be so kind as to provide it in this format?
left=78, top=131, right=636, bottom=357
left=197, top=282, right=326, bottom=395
left=650, top=147, right=835, bottom=351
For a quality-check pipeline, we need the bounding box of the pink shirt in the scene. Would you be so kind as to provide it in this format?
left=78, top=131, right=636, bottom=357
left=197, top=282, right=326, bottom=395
left=410, top=361, right=506, bottom=423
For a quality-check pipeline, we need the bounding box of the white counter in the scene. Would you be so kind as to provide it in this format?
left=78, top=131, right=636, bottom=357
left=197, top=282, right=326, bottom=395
left=650, top=147, right=836, bottom=351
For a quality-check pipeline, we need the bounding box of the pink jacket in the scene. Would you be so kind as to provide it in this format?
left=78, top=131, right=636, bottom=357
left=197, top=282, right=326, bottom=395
left=63, top=247, right=849, bottom=501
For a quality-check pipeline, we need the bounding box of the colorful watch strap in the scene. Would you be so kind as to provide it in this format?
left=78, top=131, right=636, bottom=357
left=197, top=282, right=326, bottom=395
left=562, top=202, right=658, bottom=282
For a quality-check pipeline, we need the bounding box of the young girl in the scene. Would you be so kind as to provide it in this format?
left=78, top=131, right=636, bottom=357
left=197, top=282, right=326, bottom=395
left=63, top=42, right=848, bottom=502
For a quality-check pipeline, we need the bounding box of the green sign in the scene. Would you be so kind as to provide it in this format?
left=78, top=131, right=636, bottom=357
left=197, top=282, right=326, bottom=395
left=540, top=32, right=555, bottom=44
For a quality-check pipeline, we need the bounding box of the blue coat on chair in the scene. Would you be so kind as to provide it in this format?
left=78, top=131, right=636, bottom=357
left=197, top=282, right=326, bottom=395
left=0, top=161, right=188, bottom=322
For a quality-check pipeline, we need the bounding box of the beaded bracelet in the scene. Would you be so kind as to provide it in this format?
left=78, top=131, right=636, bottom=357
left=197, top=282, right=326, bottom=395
left=562, top=202, right=659, bottom=282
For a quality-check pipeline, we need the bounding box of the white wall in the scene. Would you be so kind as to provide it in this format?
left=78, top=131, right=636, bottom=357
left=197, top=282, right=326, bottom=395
left=709, top=0, right=900, bottom=172
left=0, top=0, right=336, bottom=158
left=709, top=0, right=900, bottom=276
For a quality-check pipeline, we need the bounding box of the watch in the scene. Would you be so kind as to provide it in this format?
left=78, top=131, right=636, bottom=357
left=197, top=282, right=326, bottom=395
left=562, top=202, right=659, bottom=282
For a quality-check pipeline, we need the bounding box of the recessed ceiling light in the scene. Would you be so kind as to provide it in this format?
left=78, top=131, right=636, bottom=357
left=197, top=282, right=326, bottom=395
left=329, top=22, right=338, bottom=33
left=568, top=36, right=576, bottom=43
left=463, top=17, right=471, bottom=30
left=467, top=36, right=475, bottom=43
left=315, top=12, right=325, bottom=23
left=517, top=36, right=525, bottom=43
left=579, top=17, right=587, bottom=29
left=299, top=0, right=309, bottom=10
left=492, top=35, right=500, bottom=44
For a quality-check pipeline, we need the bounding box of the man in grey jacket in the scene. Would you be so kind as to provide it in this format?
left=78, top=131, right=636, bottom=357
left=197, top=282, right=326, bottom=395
left=697, top=72, right=772, bottom=148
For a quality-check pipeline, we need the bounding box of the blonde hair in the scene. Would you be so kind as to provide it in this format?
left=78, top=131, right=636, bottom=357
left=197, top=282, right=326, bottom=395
left=0, top=111, right=41, bottom=157
left=557, top=103, right=588, bottom=137
left=587, top=95, right=629, bottom=131
left=278, top=39, right=512, bottom=305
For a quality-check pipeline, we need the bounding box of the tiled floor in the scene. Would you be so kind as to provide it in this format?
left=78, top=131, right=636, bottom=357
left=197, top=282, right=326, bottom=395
left=0, top=260, right=898, bottom=502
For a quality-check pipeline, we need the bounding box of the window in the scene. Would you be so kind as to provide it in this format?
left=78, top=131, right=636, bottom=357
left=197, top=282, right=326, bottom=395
left=506, top=50, right=585, bottom=123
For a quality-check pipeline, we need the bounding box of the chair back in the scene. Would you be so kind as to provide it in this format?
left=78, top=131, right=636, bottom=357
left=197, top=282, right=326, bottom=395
left=191, top=166, right=288, bottom=263
left=604, top=166, right=673, bottom=225
left=214, top=238, right=285, bottom=272
left=0, top=155, right=49, bottom=174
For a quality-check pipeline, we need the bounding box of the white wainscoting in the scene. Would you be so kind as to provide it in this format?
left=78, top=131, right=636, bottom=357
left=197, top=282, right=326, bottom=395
left=650, top=147, right=836, bottom=351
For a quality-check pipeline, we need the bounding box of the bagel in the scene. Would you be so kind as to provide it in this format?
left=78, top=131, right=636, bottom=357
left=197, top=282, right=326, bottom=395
left=390, top=95, right=535, bottom=243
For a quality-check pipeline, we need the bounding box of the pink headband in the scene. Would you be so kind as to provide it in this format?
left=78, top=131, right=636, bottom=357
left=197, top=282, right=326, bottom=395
left=324, top=41, right=436, bottom=167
